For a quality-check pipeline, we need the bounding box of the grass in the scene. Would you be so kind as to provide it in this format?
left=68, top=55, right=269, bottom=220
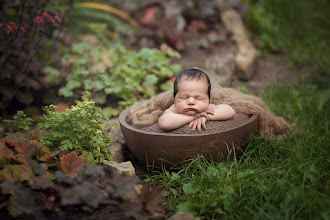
left=144, top=1, right=330, bottom=217
left=145, top=83, right=330, bottom=219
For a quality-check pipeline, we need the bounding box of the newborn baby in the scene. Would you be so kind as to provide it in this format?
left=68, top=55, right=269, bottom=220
left=158, top=68, right=235, bottom=132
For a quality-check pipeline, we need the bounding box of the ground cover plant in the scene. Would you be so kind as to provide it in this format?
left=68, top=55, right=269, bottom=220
left=0, top=133, right=164, bottom=219
left=145, top=83, right=330, bottom=219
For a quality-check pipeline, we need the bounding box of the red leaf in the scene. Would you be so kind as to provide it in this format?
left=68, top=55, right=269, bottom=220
left=0, top=139, right=14, bottom=159
left=61, top=151, right=88, bottom=178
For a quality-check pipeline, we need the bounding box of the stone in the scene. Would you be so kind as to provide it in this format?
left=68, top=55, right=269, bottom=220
left=108, top=142, right=125, bottom=163
left=217, top=0, right=248, bottom=15
left=168, top=211, right=197, bottom=220
left=221, top=8, right=256, bottom=81
left=103, top=161, right=135, bottom=176
left=108, top=122, right=124, bottom=143
left=205, top=51, right=235, bottom=86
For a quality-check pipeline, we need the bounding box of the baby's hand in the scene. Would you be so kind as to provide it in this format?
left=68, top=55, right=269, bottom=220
left=206, top=104, right=215, bottom=115
left=189, top=117, right=208, bottom=133
left=193, top=112, right=210, bottom=121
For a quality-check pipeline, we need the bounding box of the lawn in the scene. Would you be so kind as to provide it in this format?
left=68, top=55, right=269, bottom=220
left=146, top=83, right=330, bottom=219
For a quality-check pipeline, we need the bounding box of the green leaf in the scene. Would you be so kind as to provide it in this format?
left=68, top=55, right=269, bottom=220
left=145, top=74, right=158, bottom=85
left=183, top=183, right=199, bottom=195
left=176, top=201, right=198, bottom=216
left=169, top=187, right=177, bottom=197
left=160, top=81, right=174, bottom=91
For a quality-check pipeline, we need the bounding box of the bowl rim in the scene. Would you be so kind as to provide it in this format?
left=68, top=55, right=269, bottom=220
left=119, top=106, right=259, bottom=137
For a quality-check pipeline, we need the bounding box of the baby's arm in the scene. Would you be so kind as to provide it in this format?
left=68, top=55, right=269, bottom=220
left=158, top=105, right=194, bottom=131
left=207, top=104, right=235, bottom=121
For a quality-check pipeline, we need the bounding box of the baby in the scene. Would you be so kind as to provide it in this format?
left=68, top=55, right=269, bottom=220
left=158, top=69, right=236, bottom=132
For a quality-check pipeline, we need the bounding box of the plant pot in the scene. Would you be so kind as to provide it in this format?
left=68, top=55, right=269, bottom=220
left=119, top=106, right=258, bottom=169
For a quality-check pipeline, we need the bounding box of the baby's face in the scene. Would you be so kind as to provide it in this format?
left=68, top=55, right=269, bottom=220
left=174, top=78, right=209, bottom=116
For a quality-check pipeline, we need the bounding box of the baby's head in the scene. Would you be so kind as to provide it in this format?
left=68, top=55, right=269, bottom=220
left=173, top=69, right=211, bottom=116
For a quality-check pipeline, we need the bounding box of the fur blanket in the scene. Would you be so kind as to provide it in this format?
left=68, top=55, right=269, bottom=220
left=127, top=86, right=296, bottom=139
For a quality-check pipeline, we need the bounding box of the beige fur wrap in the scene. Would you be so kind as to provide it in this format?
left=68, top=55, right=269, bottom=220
left=126, top=86, right=296, bottom=139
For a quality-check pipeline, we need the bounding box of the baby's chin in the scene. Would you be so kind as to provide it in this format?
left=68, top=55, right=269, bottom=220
left=181, top=111, right=196, bottom=116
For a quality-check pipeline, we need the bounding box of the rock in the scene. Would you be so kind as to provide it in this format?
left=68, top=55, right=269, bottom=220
left=108, top=121, right=124, bottom=143
left=108, top=142, right=125, bottom=163
left=103, top=161, right=135, bottom=176
left=205, top=51, right=235, bottom=86
left=168, top=211, right=197, bottom=220
left=221, top=8, right=256, bottom=81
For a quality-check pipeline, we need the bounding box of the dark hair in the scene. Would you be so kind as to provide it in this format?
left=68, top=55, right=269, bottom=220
left=173, top=68, right=211, bottom=99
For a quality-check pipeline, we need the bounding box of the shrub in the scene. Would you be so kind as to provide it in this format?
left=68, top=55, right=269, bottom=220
left=0, top=134, right=164, bottom=219
left=38, top=92, right=111, bottom=164
left=0, top=0, right=69, bottom=110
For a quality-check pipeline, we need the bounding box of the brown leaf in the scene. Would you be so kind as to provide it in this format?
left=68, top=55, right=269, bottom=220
left=12, top=153, right=28, bottom=165
left=0, top=139, right=14, bottom=159
left=14, top=139, right=38, bottom=158
left=34, top=141, right=51, bottom=155
left=39, top=151, right=59, bottom=162
left=138, top=186, right=164, bottom=214
left=61, top=151, right=88, bottom=178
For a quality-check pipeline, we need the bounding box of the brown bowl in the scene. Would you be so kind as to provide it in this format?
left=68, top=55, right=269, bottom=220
left=119, top=107, right=258, bottom=169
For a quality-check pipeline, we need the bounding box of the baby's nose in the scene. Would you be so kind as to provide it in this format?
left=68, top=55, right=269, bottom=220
left=188, top=97, right=195, bottom=104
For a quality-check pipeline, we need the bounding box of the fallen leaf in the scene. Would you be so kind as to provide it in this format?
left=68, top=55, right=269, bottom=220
left=61, top=151, right=88, bottom=178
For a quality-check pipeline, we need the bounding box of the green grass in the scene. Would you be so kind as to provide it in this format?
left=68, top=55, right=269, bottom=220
left=244, top=0, right=330, bottom=82
left=144, top=1, right=330, bottom=218
left=145, top=83, right=330, bottom=219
